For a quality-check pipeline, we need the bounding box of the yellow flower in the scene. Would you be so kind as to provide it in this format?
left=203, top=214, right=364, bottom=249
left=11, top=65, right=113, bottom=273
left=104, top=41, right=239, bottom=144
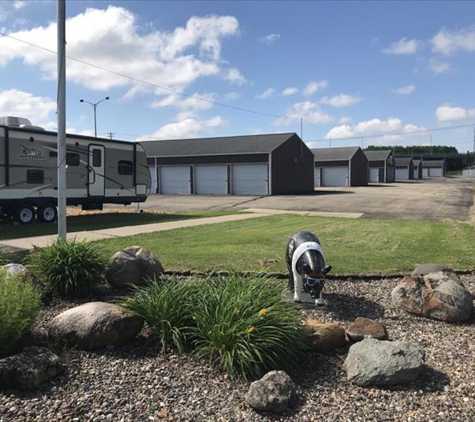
left=259, top=308, right=268, bottom=317
left=125, top=298, right=135, bottom=304
left=247, top=327, right=254, bottom=334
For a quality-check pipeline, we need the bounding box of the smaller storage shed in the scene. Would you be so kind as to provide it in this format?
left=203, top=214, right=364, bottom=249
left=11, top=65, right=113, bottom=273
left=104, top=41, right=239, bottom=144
left=422, top=160, right=445, bottom=177
left=312, top=146, right=368, bottom=187
left=394, top=158, right=414, bottom=180
left=142, top=133, right=314, bottom=196
left=412, top=159, right=423, bottom=179
left=363, top=150, right=395, bottom=183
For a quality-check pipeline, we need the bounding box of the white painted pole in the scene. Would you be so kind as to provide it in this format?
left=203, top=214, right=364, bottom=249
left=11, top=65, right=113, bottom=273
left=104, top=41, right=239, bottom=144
left=57, top=0, right=67, bottom=241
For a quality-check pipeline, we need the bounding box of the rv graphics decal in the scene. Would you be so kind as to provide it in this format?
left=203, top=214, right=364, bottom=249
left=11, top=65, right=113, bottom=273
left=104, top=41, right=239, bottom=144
left=18, top=144, right=46, bottom=160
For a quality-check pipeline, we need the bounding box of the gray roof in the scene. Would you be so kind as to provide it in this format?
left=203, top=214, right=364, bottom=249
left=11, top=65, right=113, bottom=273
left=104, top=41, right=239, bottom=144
left=363, top=150, right=392, bottom=161
left=140, top=133, right=297, bottom=157
left=395, top=157, right=413, bottom=166
left=422, top=160, right=445, bottom=168
left=413, top=159, right=421, bottom=166
left=311, top=146, right=361, bottom=162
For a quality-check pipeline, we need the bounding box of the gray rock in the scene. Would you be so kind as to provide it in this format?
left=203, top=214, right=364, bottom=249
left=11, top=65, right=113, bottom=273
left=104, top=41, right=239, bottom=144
left=344, top=338, right=425, bottom=387
left=2, top=263, right=37, bottom=284
left=48, top=302, right=144, bottom=350
left=0, top=346, right=64, bottom=391
left=392, top=271, right=473, bottom=322
left=106, top=246, right=164, bottom=288
left=411, top=264, right=451, bottom=276
left=245, top=370, right=296, bottom=413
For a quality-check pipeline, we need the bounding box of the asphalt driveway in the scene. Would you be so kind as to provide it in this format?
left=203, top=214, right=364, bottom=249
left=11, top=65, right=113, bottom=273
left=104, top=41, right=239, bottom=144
left=137, top=176, right=474, bottom=222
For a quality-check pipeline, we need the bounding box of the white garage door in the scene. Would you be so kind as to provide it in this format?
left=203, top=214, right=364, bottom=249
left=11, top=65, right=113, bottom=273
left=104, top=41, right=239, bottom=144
left=429, top=168, right=443, bottom=177
left=369, top=168, right=379, bottom=183
left=159, top=166, right=191, bottom=194
left=413, top=166, right=420, bottom=180
left=422, top=168, right=429, bottom=177
left=323, top=166, right=348, bottom=187
left=314, top=167, right=322, bottom=187
left=149, top=166, right=157, bottom=193
left=395, top=168, right=409, bottom=180
left=195, top=165, right=228, bottom=195
left=232, top=164, right=268, bottom=195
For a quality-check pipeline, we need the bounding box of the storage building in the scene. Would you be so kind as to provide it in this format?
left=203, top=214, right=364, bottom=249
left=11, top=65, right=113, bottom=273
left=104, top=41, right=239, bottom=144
left=422, top=160, right=445, bottom=177
left=363, top=150, right=395, bottom=183
left=394, top=157, right=414, bottom=180
left=412, top=159, right=423, bottom=179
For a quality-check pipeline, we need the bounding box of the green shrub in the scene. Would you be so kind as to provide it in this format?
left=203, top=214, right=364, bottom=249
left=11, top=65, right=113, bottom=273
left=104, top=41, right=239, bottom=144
left=29, top=239, right=107, bottom=297
left=122, top=274, right=309, bottom=380
left=0, top=271, right=41, bottom=357
left=121, top=278, right=197, bottom=353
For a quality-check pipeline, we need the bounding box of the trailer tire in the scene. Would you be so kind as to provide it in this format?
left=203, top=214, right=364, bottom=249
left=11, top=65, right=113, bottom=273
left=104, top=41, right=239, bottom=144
left=37, top=204, right=58, bottom=223
left=15, top=205, right=35, bottom=224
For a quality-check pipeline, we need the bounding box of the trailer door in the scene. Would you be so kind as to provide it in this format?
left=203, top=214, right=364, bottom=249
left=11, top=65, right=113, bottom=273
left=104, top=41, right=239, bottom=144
left=88, top=145, right=105, bottom=196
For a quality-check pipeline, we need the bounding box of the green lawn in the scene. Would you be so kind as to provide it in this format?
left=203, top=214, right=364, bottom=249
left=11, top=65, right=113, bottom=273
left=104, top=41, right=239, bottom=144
left=93, top=214, right=475, bottom=276
left=0, top=210, right=235, bottom=241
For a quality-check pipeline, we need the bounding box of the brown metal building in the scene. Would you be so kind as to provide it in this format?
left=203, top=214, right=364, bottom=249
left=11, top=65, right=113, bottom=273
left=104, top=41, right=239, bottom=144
left=312, top=146, right=369, bottom=187
left=363, top=150, right=396, bottom=183
left=141, top=133, right=314, bottom=195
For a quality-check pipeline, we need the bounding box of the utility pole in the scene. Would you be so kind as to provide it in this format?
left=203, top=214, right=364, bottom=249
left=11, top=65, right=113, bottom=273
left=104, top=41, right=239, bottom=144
left=473, top=127, right=475, bottom=165
left=107, top=132, right=114, bottom=140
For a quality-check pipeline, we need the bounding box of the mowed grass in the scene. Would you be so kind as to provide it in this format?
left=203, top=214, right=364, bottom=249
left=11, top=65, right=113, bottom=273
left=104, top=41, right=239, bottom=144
left=94, top=214, right=475, bottom=276
left=0, top=210, right=235, bottom=241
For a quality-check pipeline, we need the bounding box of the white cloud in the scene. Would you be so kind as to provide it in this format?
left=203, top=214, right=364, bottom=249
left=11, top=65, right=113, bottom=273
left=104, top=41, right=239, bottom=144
left=0, top=6, right=242, bottom=95
left=391, top=85, right=415, bottom=95
left=150, top=92, right=216, bottom=111
left=326, top=117, right=427, bottom=140
left=0, top=0, right=26, bottom=21
left=282, top=87, right=299, bottom=96
left=436, top=105, right=475, bottom=122
left=223, top=68, right=246, bottom=85
left=224, top=92, right=241, bottom=101
left=320, top=94, right=361, bottom=107
left=0, top=89, right=56, bottom=125
left=256, top=88, right=275, bottom=99
left=138, top=114, right=226, bottom=140
left=258, top=33, right=281, bottom=45
left=429, top=61, right=452, bottom=74
left=303, top=80, right=328, bottom=96
left=382, top=37, right=420, bottom=55
left=432, top=27, right=475, bottom=55
left=275, top=101, right=333, bottom=126
left=339, top=116, right=352, bottom=124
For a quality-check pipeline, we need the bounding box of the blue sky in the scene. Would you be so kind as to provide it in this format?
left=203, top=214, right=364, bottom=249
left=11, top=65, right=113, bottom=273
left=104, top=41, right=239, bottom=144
left=0, top=0, right=474, bottom=152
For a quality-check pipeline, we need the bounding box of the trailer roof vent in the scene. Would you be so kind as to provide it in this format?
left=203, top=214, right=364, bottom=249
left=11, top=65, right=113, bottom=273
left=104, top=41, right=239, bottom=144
left=0, top=116, right=33, bottom=127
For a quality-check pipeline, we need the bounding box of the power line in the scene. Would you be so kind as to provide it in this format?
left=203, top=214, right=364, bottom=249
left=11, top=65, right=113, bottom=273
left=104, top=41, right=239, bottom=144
left=0, top=31, right=328, bottom=133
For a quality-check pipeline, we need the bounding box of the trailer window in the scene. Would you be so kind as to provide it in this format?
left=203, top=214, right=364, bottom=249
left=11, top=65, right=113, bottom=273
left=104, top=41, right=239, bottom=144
left=66, top=153, right=80, bottom=166
left=118, top=160, right=133, bottom=175
left=27, top=170, right=44, bottom=184
left=92, top=149, right=101, bottom=167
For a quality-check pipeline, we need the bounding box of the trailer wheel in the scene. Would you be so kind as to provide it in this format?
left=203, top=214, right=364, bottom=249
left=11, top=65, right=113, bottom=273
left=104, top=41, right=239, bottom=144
left=37, top=204, right=58, bottom=223
left=15, top=205, right=35, bottom=224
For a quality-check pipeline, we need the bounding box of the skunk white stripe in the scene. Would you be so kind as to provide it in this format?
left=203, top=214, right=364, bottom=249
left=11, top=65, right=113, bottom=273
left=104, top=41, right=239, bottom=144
left=291, top=241, right=324, bottom=302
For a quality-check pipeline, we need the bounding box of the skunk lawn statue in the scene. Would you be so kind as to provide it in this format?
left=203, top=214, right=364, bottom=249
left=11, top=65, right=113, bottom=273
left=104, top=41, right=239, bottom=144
left=286, top=230, right=332, bottom=306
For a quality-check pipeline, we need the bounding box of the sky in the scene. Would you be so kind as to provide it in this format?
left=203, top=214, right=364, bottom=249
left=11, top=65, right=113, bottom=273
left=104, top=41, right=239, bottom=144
left=0, top=0, right=474, bottom=152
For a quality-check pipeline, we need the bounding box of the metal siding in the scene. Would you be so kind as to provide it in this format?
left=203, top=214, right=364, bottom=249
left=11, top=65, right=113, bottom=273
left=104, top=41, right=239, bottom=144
left=194, top=165, right=228, bottom=195
left=155, top=154, right=268, bottom=166
left=314, top=167, right=322, bottom=187
left=350, top=149, right=369, bottom=186
left=232, top=164, right=268, bottom=195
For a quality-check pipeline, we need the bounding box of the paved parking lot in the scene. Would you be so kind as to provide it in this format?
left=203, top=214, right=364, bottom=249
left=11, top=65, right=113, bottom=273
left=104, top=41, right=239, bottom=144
left=137, top=177, right=474, bottom=222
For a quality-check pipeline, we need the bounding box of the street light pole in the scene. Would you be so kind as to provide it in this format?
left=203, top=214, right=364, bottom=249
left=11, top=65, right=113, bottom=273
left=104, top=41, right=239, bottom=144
left=80, top=96, right=109, bottom=137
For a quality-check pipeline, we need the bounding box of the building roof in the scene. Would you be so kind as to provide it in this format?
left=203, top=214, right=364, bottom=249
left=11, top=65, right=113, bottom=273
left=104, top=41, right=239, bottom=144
left=413, top=159, right=421, bottom=166
left=422, top=160, right=445, bottom=168
left=311, top=146, right=361, bottom=162
left=140, top=133, right=297, bottom=157
left=395, top=157, right=413, bottom=166
left=363, top=150, right=392, bottom=161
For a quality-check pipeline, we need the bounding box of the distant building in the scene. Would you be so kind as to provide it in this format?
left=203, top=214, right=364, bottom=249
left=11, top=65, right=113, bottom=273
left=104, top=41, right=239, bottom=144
left=394, top=158, right=414, bottom=180
left=422, top=160, right=445, bottom=177
left=364, top=150, right=395, bottom=183
left=412, top=159, right=423, bottom=180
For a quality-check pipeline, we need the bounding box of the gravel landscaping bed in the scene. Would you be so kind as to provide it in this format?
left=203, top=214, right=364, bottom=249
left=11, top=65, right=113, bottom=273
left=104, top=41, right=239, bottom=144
left=1, top=274, right=474, bottom=422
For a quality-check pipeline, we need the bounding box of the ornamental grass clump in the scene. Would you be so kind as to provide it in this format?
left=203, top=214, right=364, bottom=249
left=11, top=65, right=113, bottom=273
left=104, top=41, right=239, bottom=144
left=0, top=270, right=41, bottom=357
left=29, top=239, right=107, bottom=297
left=189, top=274, right=309, bottom=381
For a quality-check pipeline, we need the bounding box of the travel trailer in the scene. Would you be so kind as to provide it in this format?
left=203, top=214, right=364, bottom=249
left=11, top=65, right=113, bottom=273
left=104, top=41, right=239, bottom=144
left=0, top=117, right=151, bottom=224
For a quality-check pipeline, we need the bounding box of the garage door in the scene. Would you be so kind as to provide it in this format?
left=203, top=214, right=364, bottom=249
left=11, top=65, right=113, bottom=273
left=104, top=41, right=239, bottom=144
left=322, top=166, right=348, bottom=187
left=314, top=167, right=322, bottom=187
left=232, top=164, right=268, bottom=195
left=422, top=168, right=429, bottom=177
left=395, top=168, right=409, bottom=180
left=429, top=168, right=443, bottom=177
left=413, top=166, right=420, bottom=180
left=159, top=166, right=191, bottom=194
left=369, top=168, right=379, bottom=183
left=195, top=165, right=228, bottom=195
left=149, top=166, right=157, bottom=193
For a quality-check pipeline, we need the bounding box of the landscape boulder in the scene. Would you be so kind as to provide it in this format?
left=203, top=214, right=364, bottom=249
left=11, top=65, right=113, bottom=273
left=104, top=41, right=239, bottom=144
left=344, top=338, right=425, bottom=387
left=347, top=317, right=388, bottom=342
left=245, top=370, right=296, bottom=413
left=0, top=346, right=64, bottom=391
left=48, top=302, right=144, bottom=350
left=304, top=320, right=347, bottom=352
left=411, top=264, right=452, bottom=277
left=2, top=263, right=37, bottom=284
left=391, top=271, right=473, bottom=322
left=106, top=246, right=164, bottom=288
